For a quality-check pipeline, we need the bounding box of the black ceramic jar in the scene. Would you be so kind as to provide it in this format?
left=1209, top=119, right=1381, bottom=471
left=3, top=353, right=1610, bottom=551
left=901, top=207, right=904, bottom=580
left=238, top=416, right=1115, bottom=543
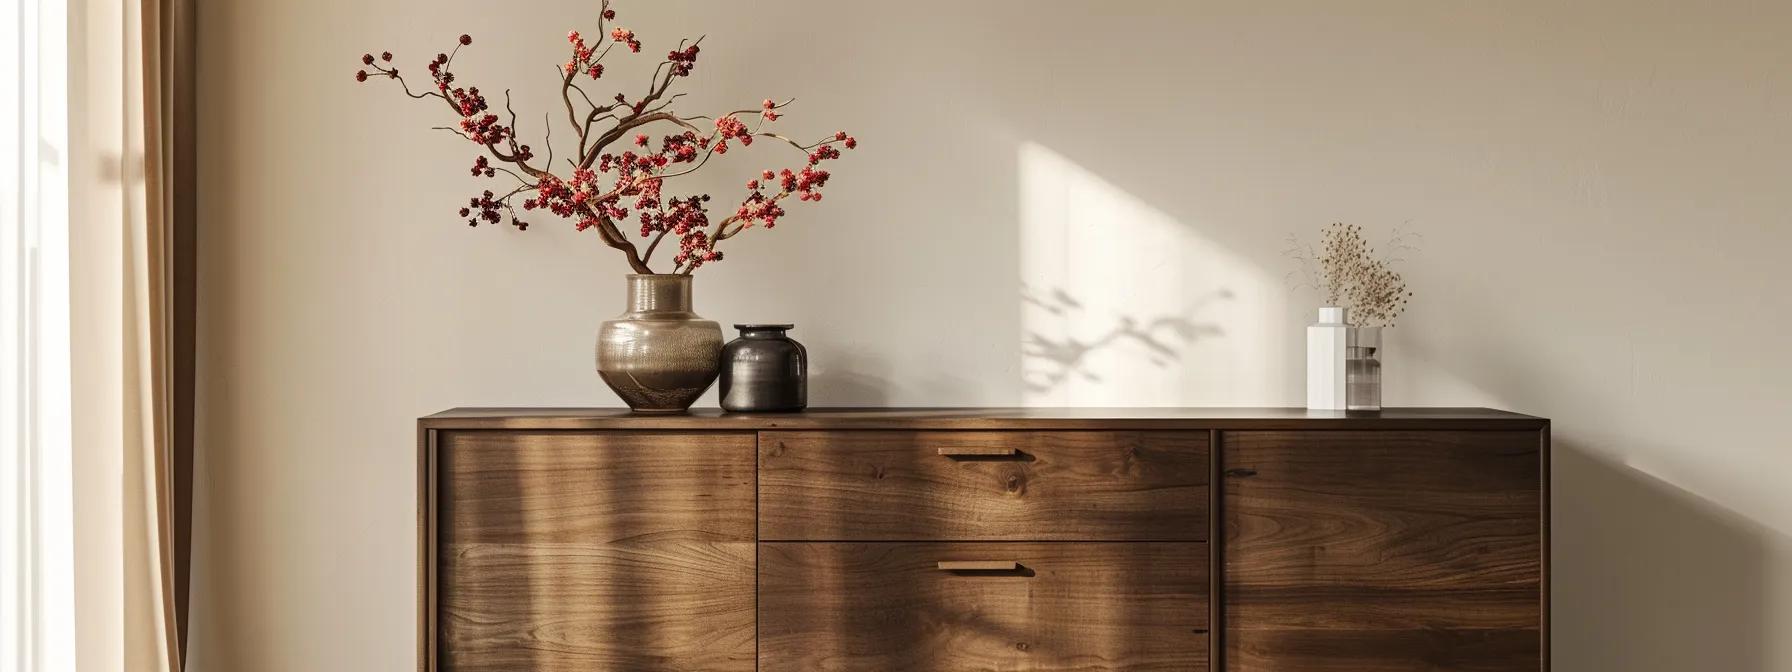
left=719, top=324, right=807, bottom=412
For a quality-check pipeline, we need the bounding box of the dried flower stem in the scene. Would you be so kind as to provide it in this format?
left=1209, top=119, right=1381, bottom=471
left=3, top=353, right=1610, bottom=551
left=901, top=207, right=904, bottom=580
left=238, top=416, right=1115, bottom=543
left=1285, top=223, right=1418, bottom=327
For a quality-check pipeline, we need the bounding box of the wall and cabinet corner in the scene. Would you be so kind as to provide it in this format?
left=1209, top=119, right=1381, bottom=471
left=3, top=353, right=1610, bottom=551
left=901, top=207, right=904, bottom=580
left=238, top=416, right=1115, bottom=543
left=418, top=407, right=1549, bottom=671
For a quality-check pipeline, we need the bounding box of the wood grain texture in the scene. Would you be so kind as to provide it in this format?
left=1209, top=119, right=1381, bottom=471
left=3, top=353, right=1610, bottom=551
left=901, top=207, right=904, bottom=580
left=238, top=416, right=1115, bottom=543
left=1227, top=629, right=1541, bottom=672
left=422, top=407, right=1547, bottom=431
left=435, top=431, right=756, bottom=671
left=1223, top=430, right=1543, bottom=671
left=440, top=542, right=754, bottom=671
left=759, top=431, right=1208, bottom=541
left=438, top=430, right=755, bottom=544
left=1207, top=428, right=1223, bottom=672
left=758, top=542, right=1209, bottom=671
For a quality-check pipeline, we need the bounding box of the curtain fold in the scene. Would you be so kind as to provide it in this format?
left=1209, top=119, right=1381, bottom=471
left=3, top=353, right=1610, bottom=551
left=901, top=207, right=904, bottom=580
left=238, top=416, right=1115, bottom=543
left=137, top=0, right=195, bottom=667
left=69, top=0, right=192, bottom=668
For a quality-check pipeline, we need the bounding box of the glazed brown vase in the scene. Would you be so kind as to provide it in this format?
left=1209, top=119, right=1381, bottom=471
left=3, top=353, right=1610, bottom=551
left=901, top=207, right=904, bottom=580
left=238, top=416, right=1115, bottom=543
left=596, top=274, right=722, bottom=413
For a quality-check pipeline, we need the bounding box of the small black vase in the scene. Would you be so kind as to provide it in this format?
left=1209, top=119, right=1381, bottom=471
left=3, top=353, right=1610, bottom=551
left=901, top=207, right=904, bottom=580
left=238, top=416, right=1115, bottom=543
left=719, top=324, right=807, bottom=412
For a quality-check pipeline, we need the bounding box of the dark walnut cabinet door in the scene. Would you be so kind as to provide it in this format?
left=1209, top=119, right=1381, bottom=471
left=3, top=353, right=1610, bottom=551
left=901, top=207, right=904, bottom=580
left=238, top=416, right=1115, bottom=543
left=1222, top=430, right=1544, bottom=671
left=433, top=431, right=756, bottom=672
left=758, top=542, right=1210, bottom=671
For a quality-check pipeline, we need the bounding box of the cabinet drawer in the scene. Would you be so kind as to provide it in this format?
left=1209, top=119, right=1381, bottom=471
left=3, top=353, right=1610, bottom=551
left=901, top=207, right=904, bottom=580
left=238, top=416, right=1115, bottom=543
left=758, top=542, right=1209, bottom=671
left=434, top=431, right=756, bottom=671
left=758, top=431, right=1209, bottom=541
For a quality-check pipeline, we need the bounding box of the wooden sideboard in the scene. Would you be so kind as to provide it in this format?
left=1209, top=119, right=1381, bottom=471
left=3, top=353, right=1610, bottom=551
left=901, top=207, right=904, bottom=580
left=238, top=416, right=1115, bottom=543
left=418, top=407, right=1549, bottom=671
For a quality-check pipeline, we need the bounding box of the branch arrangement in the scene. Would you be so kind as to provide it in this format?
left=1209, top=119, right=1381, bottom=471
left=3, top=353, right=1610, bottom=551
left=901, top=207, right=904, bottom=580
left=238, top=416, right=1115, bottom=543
left=1285, top=223, right=1417, bottom=327
left=355, top=1, right=856, bottom=274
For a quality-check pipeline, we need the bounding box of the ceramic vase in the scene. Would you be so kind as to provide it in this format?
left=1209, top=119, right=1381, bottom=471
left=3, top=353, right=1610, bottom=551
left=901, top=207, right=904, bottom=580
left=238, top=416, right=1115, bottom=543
left=719, top=324, right=807, bottom=412
left=1306, top=306, right=1348, bottom=410
left=596, top=274, right=722, bottom=413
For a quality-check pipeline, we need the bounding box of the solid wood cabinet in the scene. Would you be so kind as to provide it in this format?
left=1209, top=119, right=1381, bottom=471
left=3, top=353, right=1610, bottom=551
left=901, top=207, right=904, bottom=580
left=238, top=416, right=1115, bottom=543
left=419, top=408, right=1548, bottom=671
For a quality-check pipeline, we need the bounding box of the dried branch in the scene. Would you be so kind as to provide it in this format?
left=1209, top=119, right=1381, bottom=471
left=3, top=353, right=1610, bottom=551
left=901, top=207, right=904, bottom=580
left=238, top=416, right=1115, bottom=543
left=1284, top=223, right=1416, bottom=327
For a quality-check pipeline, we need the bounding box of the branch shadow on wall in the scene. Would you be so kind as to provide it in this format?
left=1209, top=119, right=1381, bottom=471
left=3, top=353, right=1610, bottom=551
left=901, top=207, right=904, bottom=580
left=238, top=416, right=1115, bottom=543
left=1020, top=284, right=1231, bottom=395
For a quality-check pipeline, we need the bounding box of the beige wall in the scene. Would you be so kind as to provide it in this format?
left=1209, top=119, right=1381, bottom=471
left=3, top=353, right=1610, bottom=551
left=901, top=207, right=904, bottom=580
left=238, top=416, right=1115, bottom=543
left=192, top=1, right=1792, bottom=669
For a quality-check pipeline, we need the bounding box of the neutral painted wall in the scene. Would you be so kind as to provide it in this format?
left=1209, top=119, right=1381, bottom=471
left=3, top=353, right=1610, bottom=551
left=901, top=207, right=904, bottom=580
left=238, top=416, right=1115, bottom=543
left=192, top=1, right=1792, bottom=669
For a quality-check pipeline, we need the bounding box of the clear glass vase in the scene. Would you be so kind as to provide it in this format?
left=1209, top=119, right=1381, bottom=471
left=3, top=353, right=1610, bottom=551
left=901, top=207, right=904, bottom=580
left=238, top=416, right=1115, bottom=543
left=1346, top=326, right=1382, bottom=411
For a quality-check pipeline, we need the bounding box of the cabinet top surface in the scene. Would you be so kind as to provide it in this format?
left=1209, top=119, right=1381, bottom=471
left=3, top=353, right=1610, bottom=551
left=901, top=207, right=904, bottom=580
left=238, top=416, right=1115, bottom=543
left=421, top=407, right=1546, bottom=431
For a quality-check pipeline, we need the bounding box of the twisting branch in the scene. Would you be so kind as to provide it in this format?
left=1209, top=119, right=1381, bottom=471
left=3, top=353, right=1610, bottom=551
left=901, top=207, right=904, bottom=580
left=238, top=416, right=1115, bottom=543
left=756, top=130, right=845, bottom=152
left=492, top=165, right=531, bottom=187
left=560, top=65, right=583, bottom=138
left=640, top=227, right=674, bottom=266
left=542, top=112, right=554, bottom=168
left=643, top=92, right=687, bottom=115
left=582, top=112, right=705, bottom=169
left=354, top=4, right=854, bottom=274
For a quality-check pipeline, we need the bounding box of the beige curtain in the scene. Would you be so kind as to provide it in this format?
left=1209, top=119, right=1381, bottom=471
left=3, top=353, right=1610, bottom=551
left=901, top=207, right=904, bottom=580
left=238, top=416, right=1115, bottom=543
left=139, top=0, right=195, bottom=665
left=69, top=0, right=193, bottom=668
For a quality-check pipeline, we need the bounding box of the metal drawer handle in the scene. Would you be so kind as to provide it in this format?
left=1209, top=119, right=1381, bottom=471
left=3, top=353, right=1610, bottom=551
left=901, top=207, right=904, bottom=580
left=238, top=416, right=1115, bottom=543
left=937, top=446, right=1018, bottom=457
left=937, top=561, right=1020, bottom=571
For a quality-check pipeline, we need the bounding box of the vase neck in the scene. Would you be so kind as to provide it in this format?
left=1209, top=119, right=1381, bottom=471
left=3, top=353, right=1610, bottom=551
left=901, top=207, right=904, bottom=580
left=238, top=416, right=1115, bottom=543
left=736, top=324, right=793, bottom=339
left=625, top=274, right=694, bottom=317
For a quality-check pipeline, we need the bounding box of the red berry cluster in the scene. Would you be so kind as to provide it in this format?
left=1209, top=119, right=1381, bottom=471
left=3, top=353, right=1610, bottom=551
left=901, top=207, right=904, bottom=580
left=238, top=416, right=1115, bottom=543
left=713, top=115, right=751, bottom=154
left=470, top=155, right=495, bottom=177
left=459, top=190, right=525, bottom=229
left=439, top=55, right=533, bottom=164
left=409, top=49, right=516, bottom=150
left=565, top=31, right=606, bottom=79
left=734, top=190, right=788, bottom=229
left=760, top=98, right=780, bottom=122
left=527, top=165, right=624, bottom=232
left=460, top=111, right=508, bottom=146
left=634, top=189, right=708, bottom=238
left=660, top=131, right=707, bottom=162
left=632, top=175, right=663, bottom=210
left=792, top=135, right=852, bottom=200
left=354, top=51, right=397, bottom=82
left=610, top=27, right=641, bottom=53
left=667, top=44, right=700, bottom=77
left=728, top=129, right=854, bottom=231
left=675, top=229, right=720, bottom=269
left=523, top=175, right=575, bottom=218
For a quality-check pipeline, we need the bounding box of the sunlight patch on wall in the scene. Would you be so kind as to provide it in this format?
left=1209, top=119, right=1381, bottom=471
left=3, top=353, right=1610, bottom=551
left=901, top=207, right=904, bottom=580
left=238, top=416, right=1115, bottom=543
left=1018, top=141, right=1285, bottom=406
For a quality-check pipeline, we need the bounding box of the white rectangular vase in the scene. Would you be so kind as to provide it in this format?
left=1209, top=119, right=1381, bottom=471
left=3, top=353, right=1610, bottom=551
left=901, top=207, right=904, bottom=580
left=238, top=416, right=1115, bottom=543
left=1307, top=306, right=1348, bottom=410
